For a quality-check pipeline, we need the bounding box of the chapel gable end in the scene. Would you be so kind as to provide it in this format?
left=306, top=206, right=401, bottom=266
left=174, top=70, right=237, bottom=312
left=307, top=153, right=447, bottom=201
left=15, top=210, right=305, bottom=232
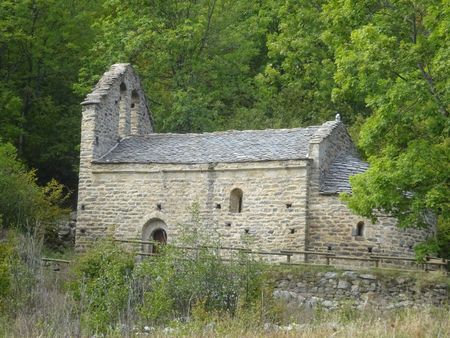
left=308, top=118, right=357, bottom=174
left=80, top=63, right=154, bottom=161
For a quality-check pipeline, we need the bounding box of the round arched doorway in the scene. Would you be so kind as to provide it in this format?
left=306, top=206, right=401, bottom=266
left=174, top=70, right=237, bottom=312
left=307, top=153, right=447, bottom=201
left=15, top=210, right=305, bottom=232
left=142, top=218, right=167, bottom=254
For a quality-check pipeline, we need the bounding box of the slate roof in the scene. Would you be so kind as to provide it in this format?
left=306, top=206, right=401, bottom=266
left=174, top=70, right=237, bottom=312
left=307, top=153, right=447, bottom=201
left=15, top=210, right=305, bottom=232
left=321, top=153, right=369, bottom=194
left=97, top=127, right=320, bottom=164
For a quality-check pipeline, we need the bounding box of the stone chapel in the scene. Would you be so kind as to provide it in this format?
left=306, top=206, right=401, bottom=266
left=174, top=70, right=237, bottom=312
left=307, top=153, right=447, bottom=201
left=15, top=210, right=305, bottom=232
left=75, top=64, right=431, bottom=261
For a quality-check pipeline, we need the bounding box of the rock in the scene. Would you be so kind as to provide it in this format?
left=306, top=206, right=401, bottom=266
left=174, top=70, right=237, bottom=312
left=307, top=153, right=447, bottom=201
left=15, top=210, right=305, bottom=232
left=306, top=297, right=320, bottom=307
left=359, top=274, right=377, bottom=280
left=367, top=283, right=377, bottom=291
left=143, top=326, right=154, bottom=333
left=296, top=294, right=306, bottom=303
left=324, top=272, right=337, bottom=279
left=273, top=290, right=291, bottom=300
left=337, top=280, right=350, bottom=289
left=280, top=324, right=293, bottom=332
left=351, top=284, right=359, bottom=294
left=322, top=300, right=336, bottom=308
left=343, top=271, right=358, bottom=279
left=162, top=327, right=175, bottom=334
left=395, top=277, right=408, bottom=284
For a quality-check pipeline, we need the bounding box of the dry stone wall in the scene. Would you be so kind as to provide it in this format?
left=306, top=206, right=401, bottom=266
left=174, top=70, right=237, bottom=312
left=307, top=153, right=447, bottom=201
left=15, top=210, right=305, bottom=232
left=274, top=269, right=448, bottom=310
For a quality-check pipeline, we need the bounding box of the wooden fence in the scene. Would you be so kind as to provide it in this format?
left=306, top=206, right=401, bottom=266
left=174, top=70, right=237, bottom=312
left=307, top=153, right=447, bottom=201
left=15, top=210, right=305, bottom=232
left=41, top=239, right=448, bottom=273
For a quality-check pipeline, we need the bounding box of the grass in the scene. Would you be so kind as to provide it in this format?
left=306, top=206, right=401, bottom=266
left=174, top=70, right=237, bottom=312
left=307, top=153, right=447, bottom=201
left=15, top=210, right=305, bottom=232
left=2, top=301, right=448, bottom=337
left=1, top=233, right=448, bottom=338
left=147, top=306, right=450, bottom=338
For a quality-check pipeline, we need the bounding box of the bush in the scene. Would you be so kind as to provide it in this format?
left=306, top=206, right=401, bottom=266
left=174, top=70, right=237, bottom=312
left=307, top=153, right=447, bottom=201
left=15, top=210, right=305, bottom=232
left=0, top=141, right=68, bottom=239
left=135, top=243, right=266, bottom=325
left=68, top=239, right=135, bottom=333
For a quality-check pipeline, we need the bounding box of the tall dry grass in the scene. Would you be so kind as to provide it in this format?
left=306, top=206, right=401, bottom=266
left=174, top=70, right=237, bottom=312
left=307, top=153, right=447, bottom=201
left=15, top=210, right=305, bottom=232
left=0, top=232, right=448, bottom=338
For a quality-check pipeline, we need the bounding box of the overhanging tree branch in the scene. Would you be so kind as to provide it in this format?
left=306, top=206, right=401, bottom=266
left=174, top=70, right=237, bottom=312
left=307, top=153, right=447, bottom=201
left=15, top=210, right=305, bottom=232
left=418, top=63, right=449, bottom=118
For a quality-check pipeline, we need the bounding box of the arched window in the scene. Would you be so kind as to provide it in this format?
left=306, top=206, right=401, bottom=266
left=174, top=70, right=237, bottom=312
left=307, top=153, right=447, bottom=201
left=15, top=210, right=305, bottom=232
left=118, top=83, right=130, bottom=137
left=131, top=90, right=139, bottom=134
left=230, top=188, right=243, bottom=213
left=356, top=221, right=364, bottom=237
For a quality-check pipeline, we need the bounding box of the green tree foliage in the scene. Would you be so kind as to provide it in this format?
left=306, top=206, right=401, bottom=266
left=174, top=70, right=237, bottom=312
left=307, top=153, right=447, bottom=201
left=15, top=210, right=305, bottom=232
left=249, top=0, right=339, bottom=128
left=327, top=0, right=449, bottom=257
left=0, top=0, right=102, bottom=188
left=77, top=0, right=278, bottom=132
left=0, top=141, right=67, bottom=234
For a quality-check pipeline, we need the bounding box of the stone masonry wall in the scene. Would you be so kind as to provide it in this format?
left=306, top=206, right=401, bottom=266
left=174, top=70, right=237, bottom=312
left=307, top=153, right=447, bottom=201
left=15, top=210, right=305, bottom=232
left=76, top=160, right=311, bottom=253
left=306, top=120, right=433, bottom=262
left=307, top=194, right=432, bottom=260
left=77, top=64, right=153, bottom=249
left=274, top=269, right=448, bottom=310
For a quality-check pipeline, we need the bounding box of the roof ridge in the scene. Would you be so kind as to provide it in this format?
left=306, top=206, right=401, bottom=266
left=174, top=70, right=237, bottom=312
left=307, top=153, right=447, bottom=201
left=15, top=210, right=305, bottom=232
left=309, top=120, right=342, bottom=144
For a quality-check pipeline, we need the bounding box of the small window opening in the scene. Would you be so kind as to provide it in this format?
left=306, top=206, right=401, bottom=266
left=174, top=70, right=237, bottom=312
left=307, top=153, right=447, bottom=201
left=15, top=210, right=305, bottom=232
left=131, top=90, right=139, bottom=109
left=368, top=247, right=373, bottom=253
left=130, top=90, right=140, bottom=134
left=81, top=204, right=85, bottom=210
left=286, top=203, right=292, bottom=209
left=216, top=203, right=221, bottom=209
left=327, top=245, right=332, bottom=251
left=356, top=221, right=364, bottom=237
left=244, top=228, right=249, bottom=234
left=230, top=188, right=243, bottom=213
left=290, top=228, right=296, bottom=234
left=119, top=82, right=129, bottom=136
left=156, top=203, right=162, bottom=211
left=95, top=136, right=99, bottom=146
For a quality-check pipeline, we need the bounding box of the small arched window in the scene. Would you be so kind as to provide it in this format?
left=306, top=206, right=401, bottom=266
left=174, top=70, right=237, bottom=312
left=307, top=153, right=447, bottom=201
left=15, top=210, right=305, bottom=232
left=356, top=221, right=364, bottom=237
left=230, top=188, right=243, bottom=213
left=118, top=83, right=129, bottom=137
left=130, top=90, right=139, bottom=134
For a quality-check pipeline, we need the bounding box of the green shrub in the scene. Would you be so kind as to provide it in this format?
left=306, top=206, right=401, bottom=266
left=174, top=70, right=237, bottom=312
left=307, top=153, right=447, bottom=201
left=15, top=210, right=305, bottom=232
left=68, top=240, right=135, bottom=333
left=0, top=141, right=68, bottom=241
left=135, top=243, right=266, bottom=324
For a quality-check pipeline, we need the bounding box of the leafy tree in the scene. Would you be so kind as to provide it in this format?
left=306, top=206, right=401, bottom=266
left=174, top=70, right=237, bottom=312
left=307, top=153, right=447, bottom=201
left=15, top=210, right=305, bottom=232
left=325, top=0, right=449, bottom=257
left=0, top=0, right=102, bottom=189
left=246, top=0, right=338, bottom=128
left=77, top=0, right=276, bottom=132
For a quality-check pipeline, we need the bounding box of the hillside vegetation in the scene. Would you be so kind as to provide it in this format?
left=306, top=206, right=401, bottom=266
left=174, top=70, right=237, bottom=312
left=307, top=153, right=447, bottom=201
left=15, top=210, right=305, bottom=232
left=0, top=232, right=449, bottom=337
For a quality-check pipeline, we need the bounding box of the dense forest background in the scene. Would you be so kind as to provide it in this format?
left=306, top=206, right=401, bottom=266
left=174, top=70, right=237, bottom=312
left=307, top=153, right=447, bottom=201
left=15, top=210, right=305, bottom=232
left=0, top=0, right=448, bottom=256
